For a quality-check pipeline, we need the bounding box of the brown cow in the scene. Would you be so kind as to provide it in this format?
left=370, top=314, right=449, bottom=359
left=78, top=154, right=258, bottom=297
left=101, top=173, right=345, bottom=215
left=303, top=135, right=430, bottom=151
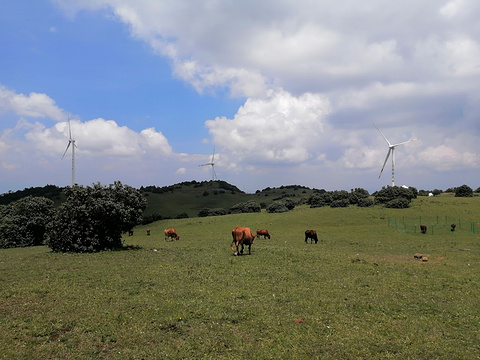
left=305, top=230, right=318, bottom=244
left=164, top=228, right=180, bottom=241
left=256, top=229, right=271, bottom=239
left=420, top=225, right=427, bottom=234
left=231, top=227, right=255, bottom=256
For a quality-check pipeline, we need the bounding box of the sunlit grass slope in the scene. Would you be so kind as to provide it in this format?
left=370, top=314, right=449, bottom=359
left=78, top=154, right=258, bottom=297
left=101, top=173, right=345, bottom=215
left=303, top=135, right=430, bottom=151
left=1, top=196, right=479, bottom=359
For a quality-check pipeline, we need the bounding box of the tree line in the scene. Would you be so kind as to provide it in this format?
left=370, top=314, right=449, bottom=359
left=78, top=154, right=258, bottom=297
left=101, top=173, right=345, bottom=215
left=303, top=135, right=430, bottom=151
left=0, top=182, right=146, bottom=252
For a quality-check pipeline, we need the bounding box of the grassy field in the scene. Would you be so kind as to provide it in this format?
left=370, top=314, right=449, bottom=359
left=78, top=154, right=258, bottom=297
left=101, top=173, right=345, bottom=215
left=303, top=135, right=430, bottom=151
left=1, top=197, right=479, bottom=359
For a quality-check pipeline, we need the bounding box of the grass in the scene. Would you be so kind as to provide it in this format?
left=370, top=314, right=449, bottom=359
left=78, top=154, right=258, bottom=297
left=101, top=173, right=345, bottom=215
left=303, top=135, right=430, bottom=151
left=1, top=197, right=479, bottom=359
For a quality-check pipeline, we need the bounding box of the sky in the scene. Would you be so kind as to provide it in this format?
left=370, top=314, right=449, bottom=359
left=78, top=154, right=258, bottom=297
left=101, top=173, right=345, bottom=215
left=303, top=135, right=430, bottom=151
left=1, top=0, right=479, bottom=194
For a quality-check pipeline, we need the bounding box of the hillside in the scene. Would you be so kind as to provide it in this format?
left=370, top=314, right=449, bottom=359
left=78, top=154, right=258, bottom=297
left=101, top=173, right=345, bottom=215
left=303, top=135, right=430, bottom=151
left=140, top=181, right=319, bottom=219
left=0, top=181, right=320, bottom=219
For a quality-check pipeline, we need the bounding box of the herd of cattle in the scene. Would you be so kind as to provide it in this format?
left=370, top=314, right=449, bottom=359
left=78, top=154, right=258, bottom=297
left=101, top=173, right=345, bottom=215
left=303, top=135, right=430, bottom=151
left=130, top=222, right=458, bottom=256
left=420, top=223, right=456, bottom=234
left=159, top=226, right=320, bottom=256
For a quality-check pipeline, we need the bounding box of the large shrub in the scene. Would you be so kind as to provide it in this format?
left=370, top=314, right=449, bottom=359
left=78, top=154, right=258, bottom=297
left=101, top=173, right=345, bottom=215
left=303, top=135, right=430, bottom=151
left=374, top=186, right=416, bottom=206
left=385, top=198, right=410, bottom=209
left=266, top=201, right=289, bottom=213
left=357, top=198, right=374, bottom=207
left=455, top=184, right=473, bottom=197
left=0, top=196, right=54, bottom=248
left=198, top=208, right=227, bottom=217
left=348, top=188, right=370, bottom=204
left=46, top=182, right=147, bottom=253
left=308, top=193, right=332, bottom=208
left=228, top=200, right=261, bottom=214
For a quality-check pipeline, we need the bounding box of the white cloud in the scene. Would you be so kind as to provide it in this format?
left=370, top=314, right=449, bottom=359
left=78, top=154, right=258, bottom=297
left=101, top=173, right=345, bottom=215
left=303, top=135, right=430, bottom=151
left=0, top=85, right=66, bottom=121
left=205, top=89, right=331, bottom=168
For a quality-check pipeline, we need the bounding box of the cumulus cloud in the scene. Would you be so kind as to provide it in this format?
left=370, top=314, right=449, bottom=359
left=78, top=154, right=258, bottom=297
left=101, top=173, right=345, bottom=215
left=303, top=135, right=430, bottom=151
left=0, top=85, right=66, bottom=121
left=5, top=0, right=480, bottom=191
left=205, top=89, right=331, bottom=168
left=22, top=118, right=173, bottom=158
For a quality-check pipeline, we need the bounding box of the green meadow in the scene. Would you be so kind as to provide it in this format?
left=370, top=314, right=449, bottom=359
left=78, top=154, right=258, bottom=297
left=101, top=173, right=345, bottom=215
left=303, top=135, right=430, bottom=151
left=1, top=196, right=479, bottom=359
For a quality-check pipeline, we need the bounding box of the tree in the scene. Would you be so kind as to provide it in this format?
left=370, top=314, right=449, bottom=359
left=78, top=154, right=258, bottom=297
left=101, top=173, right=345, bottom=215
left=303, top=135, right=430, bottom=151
left=266, top=201, right=289, bottom=213
left=455, top=184, right=473, bottom=197
left=0, top=196, right=54, bottom=248
left=374, top=186, right=416, bottom=206
left=46, top=182, right=147, bottom=253
left=228, top=200, right=261, bottom=214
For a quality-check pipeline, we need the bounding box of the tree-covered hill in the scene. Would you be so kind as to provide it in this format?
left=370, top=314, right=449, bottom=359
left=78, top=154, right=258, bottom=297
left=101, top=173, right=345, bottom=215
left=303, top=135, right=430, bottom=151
left=0, top=181, right=321, bottom=220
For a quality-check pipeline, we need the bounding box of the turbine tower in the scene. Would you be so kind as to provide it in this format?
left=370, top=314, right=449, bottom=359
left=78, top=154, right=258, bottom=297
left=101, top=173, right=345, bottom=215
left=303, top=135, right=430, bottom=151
left=374, top=124, right=416, bottom=187
left=199, top=145, right=217, bottom=181
left=62, top=117, right=77, bottom=186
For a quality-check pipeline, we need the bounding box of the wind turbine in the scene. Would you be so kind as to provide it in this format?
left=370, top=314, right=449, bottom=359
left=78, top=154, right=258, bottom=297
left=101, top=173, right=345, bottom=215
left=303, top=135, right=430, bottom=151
left=62, top=117, right=77, bottom=186
left=199, top=145, right=217, bottom=181
left=374, top=124, right=416, bottom=187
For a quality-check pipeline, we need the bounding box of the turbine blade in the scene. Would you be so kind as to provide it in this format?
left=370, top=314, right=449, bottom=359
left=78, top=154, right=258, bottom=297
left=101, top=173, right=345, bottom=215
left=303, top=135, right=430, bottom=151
left=68, top=116, right=72, bottom=140
left=61, top=141, right=71, bottom=160
left=211, top=145, right=215, bottom=163
left=379, top=148, right=391, bottom=178
left=392, top=137, right=417, bottom=147
left=373, top=124, right=392, bottom=147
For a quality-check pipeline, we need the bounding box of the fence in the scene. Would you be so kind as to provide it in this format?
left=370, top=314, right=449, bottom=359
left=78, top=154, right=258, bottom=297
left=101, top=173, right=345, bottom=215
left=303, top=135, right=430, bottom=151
left=388, top=216, right=479, bottom=235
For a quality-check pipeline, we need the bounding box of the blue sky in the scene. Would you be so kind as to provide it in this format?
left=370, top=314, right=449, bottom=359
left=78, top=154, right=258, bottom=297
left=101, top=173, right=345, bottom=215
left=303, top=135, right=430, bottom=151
left=1, top=0, right=479, bottom=194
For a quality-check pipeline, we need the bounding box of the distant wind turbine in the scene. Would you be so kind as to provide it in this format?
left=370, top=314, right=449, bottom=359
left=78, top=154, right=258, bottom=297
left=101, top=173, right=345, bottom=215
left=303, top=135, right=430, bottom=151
left=374, top=124, right=417, bottom=187
left=62, top=117, right=77, bottom=186
left=199, top=146, right=218, bottom=181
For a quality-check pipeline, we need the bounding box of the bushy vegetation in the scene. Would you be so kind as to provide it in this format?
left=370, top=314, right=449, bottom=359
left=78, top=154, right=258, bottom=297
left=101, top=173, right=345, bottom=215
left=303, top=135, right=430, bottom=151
left=373, top=186, right=417, bottom=207
left=308, top=188, right=371, bottom=208
left=228, top=200, right=261, bottom=214
left=0, top=196, right=54, bottom=248
left=198, top=208, right=227, bottom=217
left=455, top=184, right=474, bottom=197
left=141, top=212, right=164, bottom=225
left=141, top=180, right=243, bottom=194
left=266, top=201, right=289, bottom=213
left=47, top=182, right=147, bottom=253
left=0, top=185, right=63, bottom=205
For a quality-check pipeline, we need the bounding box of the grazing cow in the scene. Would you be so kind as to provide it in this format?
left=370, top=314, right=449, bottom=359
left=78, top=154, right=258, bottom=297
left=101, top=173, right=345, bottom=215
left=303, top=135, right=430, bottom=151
left=164, top=228, right=180, bottom=241
left=128, top=229, right=134, bottom=236
left=420, top=225, right=427, bottom=234
left=256, top=229, right=271, bottom=239
left=305, top=230, right=318, bottom=244
left=231, top=227, right=255, bottom=256
left=146, top=228, right=151, bottom=235
left=451, top=223, right=456, bottom=232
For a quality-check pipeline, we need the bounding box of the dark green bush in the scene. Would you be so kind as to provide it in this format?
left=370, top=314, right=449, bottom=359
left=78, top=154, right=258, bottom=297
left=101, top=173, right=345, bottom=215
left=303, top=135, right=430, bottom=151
left=455, top=184, right=473, bottom=197
left=141, top=212, right=163, bottom=225
left=46, top=182, right=147, bottom=253
left=385, top=198, right=410, bottom=208
left=330, top=199, right=350, bottom=208
left=308, top=193, right=332, bottom=208
left=0, top=196, right=54, bottom=248
left=228, top=200, right=261, bottom=214
left=374, top=186, right=416, bottom=206
left=357, top=198, right=374, bottom=207
left=198, top=208, right=227, bottom=217
left=266, top=201, right=289, bottom=213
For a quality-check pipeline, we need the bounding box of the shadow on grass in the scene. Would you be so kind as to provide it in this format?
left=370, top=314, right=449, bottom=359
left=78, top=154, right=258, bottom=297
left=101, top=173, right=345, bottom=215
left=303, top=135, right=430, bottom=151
left=117, top=244, right=143, bottom=251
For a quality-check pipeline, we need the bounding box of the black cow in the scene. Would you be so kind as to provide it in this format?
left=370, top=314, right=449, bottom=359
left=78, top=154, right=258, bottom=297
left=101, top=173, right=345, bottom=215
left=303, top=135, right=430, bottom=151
left=305, top=230, right=318, bottom=244
left=420, top=225, right=427, bottom=234
left=451, top=223, right=456, bottom=232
